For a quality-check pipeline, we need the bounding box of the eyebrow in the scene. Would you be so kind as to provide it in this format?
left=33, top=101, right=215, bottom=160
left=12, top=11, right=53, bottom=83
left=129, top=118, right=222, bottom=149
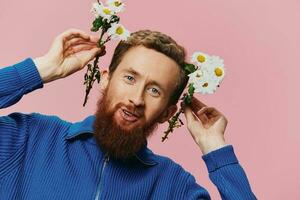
left=123, top=67, right=166, bottom=93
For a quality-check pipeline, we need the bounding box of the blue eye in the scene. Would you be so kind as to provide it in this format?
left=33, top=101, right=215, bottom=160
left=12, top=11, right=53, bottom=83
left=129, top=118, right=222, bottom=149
left=151, top=88, right=158, bottom=93
left=124, top=75, right=135, bottom=82
left=149, top=87, right=160, bottom=96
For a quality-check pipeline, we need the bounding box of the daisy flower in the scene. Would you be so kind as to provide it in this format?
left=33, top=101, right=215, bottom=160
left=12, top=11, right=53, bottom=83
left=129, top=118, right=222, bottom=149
left=203, top=56, right=226, bottom=83
left=191, top=51, right=210, bottom=67
left=193, top=75, right=219, bottom=94
left=188, top=68, right=219, bottom=94
left=187, top=69, right=203, bottom=85
left=98, top=3, right=114, bottom=20
left=107, top=0, right=125, bottom=13
left=107, top=23, right=130, bottom=41
left=91, top=2, right=101, bottom=17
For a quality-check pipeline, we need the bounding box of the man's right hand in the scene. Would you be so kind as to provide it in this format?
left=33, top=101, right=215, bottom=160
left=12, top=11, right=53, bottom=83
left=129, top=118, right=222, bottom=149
left=33, top=29, right=106, bottom=84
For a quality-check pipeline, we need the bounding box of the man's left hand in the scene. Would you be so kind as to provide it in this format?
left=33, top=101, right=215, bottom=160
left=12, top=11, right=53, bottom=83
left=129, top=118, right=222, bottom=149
left=183, top=96, right=228, bottom=155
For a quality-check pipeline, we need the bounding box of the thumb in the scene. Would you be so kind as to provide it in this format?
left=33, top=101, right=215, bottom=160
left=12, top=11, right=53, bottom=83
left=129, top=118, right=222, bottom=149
left=48, top=36, right=64, bottom=56
left=184, top=105, right=203, bottom=127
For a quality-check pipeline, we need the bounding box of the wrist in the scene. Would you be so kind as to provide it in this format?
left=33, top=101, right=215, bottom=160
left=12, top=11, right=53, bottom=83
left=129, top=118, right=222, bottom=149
left=197, top=137, right=227, bottom=155
left=33, top=56, right=61, bottom=84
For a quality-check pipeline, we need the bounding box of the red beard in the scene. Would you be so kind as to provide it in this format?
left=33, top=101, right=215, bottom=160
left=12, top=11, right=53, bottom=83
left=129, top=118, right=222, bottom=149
left=93, top=87, right=159, bottom=161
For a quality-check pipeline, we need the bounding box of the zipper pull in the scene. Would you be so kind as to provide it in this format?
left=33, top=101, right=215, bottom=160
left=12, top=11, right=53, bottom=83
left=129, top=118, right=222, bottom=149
left=104, top=154, right=110, bottom=163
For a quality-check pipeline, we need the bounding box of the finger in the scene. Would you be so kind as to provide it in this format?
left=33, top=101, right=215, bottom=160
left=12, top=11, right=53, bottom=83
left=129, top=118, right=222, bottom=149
left=65, top=44, right=105, bottom=59
left=49, top=36, right=64, bottom=54
left=51, top=29, right=90, bottom=54
left=196, top=107, right=210, bottom=123
left=191, top=96, right=207, bottom=113
left=65, top=37, right=96, bottom=50
left=72, top=44, right=96, bottom=53
left=183, top=106, right=203, bottom=127
left=59, top=28, right=90, bottom=42
left=98, top=46, right=106, bottom=56
left=64, top=41, right=97, bottom=52
left=196, top=106, right=209, bottom=116
left=90, top=35, right=100, bottom=43
left=204, top=107, right=222, bottom=118
left=64, top=44, right=98, bottom=57
left=197, top=106, right=220, bottom=117
left=196, top=107, right=217, bottom=120
left=198, top=107, right=223, bottom=125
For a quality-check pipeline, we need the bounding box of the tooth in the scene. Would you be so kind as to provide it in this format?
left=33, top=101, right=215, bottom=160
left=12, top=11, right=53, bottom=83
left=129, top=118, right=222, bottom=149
left=124, top=110, right=132, bottom=116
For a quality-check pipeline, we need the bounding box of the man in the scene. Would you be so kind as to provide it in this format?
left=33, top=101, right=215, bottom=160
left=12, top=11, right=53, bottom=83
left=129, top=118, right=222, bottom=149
left=0, top=29, right=256, bottom=199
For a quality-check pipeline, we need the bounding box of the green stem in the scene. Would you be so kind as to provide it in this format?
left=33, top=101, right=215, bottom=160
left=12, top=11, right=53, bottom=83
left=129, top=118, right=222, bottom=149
left=161, top=107, right=185, bottom=142
left=82, top=29, right=106, bottom=107
left=161, top=89, right=194, bottom=142
left=82, top=55, right=101, bottom=106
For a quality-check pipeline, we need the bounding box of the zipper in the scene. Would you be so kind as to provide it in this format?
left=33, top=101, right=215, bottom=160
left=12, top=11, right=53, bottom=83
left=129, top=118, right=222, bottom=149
left=94, top=153, right=110, bottom=200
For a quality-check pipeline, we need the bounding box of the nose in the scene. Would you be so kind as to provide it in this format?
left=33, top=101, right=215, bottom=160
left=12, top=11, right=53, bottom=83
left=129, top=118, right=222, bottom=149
left=128, top=85, right=145, bottom=107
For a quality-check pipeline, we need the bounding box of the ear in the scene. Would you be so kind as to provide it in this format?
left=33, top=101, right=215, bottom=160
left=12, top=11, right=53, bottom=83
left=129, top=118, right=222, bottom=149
left=99, top=69, right=110, bottom=91
left=157, top=104, right=178, bottom=124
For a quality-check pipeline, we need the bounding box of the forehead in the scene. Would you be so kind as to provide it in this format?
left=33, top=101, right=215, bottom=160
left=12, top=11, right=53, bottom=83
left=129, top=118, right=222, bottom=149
left=115, top=46, right=180, bottom=91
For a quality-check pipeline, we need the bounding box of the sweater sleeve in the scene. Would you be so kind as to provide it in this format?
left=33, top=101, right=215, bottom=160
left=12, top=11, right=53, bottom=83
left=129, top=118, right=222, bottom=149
left=199, top=145, right=257, bottom=200
left=0, top=58, right=44, bottom=109
left=0, top=58, right=43, bottom=171
left=184, top=173, right=211, bottom=200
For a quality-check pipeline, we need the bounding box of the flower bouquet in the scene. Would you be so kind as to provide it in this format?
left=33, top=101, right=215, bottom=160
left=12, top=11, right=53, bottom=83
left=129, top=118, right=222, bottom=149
left=162, top=52, right=226, bottom=142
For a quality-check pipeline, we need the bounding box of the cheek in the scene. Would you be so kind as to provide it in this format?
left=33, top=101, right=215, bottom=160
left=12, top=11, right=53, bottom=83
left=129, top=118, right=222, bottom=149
left=144, top=100, right=166, bottom=122
left=109, top=79, right=136, bottom=104
left=106, top=83, right=126, bottom=109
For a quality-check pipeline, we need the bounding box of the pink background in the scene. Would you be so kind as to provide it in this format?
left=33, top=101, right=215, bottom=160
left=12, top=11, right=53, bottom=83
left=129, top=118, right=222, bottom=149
left=1, top=0, right=299, bottom=199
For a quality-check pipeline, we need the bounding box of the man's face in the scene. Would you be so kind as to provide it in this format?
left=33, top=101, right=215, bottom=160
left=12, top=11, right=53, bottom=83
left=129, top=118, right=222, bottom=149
left=93, top=46, right=179, bottom=160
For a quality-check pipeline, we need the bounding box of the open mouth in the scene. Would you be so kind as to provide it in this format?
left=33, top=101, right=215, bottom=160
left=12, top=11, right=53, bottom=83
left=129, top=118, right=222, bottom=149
left=120, top=109, right=139, bottom=122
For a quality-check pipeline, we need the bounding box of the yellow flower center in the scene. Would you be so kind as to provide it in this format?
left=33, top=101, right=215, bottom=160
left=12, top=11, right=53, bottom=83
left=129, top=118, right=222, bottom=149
left=202, top=82, right=208, bottom=87
left=197, top=55, right=206, bottom=63
left=116, top=26, right=124, bottom=35
left=214, top=67, right=223, bottom=77
left=103, top=8, right=111, bottom=15
left=114, top=1, right=122, bottom=7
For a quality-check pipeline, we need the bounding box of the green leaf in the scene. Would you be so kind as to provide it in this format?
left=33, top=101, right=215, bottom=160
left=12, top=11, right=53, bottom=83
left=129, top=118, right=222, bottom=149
left=188, top=83, right=195, bottom=95
left=110, top=15, right=120, bottom=24
left=184, top=95, right=191, bottom=105
left=98, top=40, right=102, bottom=47
left=92, top=17, right=103, bottom=32
left=101, top=15, right=120, bottom=32
left=95, top=71, right=101, bottom=83
left=184, top=63, right=197, bottom=74
left=87, top=64, right=92, bottom=70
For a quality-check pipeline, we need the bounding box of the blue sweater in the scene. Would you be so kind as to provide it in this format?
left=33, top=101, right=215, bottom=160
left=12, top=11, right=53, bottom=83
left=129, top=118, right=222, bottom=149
left=0, top=58, right=257, bottom=200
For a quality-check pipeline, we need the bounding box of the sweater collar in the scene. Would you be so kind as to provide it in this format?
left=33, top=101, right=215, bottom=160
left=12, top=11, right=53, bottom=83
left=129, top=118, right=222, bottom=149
left=65, top=115, right=158, bottom=166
